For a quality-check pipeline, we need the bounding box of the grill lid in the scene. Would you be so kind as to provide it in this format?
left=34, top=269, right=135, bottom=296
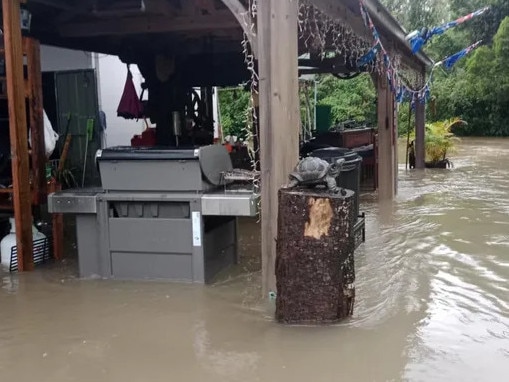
left=199, top=144, right=233, bottom=186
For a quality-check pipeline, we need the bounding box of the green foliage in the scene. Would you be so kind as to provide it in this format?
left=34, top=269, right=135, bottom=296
left=217, top=88, right=250, bottom=139
left=449, top=0, right=509, bottom=44
left=382, top=0, right=509, bottom=137
left=494, top=16, right=509, bottom=59
left=52, top=167, right=78, bottom=189
left=397, top=102, right=415, bottom=136
left=316, top=74, right=377, bottom=125
left=216, top=2, right=509, bottom=140
left=431, top=17, right=509, bottom=136
left=410, top=118, right=463, bottom=162
left=218, top=75, right=377, bottom=140
left=382, top=0, right=448, bottom=31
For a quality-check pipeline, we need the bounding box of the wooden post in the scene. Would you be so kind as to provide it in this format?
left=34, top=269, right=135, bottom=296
left=376, top=73, right=396, bottom=200
left=257, top=0, right=300, bottom=297
left=2, top=0, right=34, bottom=271
left=415, top=98, right=426, bottom=169
left=276, top=188, right=356, bottom=324
left=25, top=37, right=46, bottom=205
left=221, top=0, right=258, bottom=56
left=392, top=90, right=398, bottom=195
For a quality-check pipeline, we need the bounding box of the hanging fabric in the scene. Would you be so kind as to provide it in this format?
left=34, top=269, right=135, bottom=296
left=406, top=6, right=490, bottom=54
left=436, top=40, right=483, bottom=70
left=117, top=65, right=144, bottom=120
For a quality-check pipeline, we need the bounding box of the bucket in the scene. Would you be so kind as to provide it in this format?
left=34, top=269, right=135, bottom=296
left=0, top=218, right=49, bottom=270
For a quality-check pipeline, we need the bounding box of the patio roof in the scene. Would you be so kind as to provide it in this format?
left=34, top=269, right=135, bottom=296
left=17, top=0, right=431, bottom=82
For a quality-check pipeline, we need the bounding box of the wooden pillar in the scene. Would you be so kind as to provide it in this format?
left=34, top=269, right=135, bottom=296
left=2, top=0, right=33, bottom=271
left=415, top=98, right=426, bottom=169
left=392, top=93, right=398, bottom=195
left=25, top=38, right=46, bottom=205
left=221, top=0, right=258, bottom=56
left=375, top=74, right=396, bottom=201
left=258, top=0, right=300, bottom=297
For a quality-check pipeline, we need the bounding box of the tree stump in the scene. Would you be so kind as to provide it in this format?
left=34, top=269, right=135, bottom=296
left=275, top=188, right=356, bottom=325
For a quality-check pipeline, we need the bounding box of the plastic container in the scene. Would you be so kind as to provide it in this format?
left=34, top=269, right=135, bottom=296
left=32, top=225, right=48, bottom=265
left=311, top=147, right=363, bottom=219
left=0, top=218, right=16, bottom=269
left=1, top=218, right=48, bottom=270
left=315, top=105, right=333, bottom=134
left=352, top=144, right=374, bottom=160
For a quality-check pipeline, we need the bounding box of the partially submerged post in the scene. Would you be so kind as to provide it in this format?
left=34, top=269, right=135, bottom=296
left=2, top=0, right=33, bottom=271
left=276, top=186, right=355, bottom=324
left=415, top=74, right=426, bottom=169
left=258, top=0, right=301, bottom=297
left=375, top=73, right=397, bottom=200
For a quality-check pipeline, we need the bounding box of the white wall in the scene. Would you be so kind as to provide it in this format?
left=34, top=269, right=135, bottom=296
left=40, top=45, right=146, bottom=148
left=94, top=55, right=145, bottom=147
left=40, top=45, right=93, bottom=72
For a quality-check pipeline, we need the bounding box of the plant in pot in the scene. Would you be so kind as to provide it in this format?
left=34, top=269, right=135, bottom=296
left=410, top=117, right=464, bottom=168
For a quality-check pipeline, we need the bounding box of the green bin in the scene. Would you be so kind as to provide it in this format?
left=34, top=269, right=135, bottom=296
left=315, top=105, right=332, bottom=134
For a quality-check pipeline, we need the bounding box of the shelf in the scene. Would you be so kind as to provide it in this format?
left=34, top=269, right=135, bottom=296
left=0, top=187, right=35, bottom=194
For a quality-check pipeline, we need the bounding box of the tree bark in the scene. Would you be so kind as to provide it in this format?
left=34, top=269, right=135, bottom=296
left=276, top=188, right=356, bottom=325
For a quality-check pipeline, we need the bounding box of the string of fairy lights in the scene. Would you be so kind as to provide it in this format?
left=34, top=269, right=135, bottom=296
left=232, top=0, right=486, bottom=188
left=298, top=0, right=375, bottom=72
left=239, top=0, right=261, bottom=218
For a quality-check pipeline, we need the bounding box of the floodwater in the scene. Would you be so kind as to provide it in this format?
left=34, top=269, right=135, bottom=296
left=1, top=138, right=509, bottom=382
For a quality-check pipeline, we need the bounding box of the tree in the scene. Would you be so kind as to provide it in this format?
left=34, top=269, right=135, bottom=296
left=449, top=0, right=509, bottom=44
left=382, top=0, right=448, bottom=31
left=217, top=3, right=509, bottom=140
left=382, top=0, right=509, bottom=137
left=217, top=88, right=250, bottom=139
left=432, top=17, right=509, bottom=136
left=316, top=74, right=377, bottom=125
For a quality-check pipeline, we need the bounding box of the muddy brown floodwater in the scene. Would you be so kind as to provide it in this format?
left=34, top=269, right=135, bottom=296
left=1, top=138, right=509, bottom=382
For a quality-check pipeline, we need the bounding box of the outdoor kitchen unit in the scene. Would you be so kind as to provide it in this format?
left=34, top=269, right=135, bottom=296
left=48, top=145, right=260, bottom=283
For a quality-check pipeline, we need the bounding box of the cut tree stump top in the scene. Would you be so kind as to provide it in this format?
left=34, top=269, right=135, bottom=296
left=279, top=187, right=355, bottom=200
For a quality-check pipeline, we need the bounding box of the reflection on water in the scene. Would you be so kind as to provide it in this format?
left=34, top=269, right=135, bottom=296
left=1, top=138, right=509, bottom=382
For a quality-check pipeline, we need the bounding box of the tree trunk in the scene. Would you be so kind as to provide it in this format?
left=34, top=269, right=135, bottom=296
left=276, top=188, right=356, bottom=325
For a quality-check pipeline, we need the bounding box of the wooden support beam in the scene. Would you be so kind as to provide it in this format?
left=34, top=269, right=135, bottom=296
left=392, top=87, right=398, bottom=195
left=30, top=0, right=71, bottom=10
left=298, top=67, right=363, bottom=76
left=415, top=99, right=426, bottom=169
left=310, top=0, right=372, bottom=41
left=258, top=0, right=301, bottom=297
left=375, top=73, right=396, bottom=200
left=221, top=0, right=258, bottom=56
left=298, top=57, right=359, bottom=74
left=25, top=38, right=46, bottom=205
left=144, top=0, right=177, bottom=15
left=2, top=0, right=34, bottom=271
left=362, top=0, right=433, bottom=72
left=56, top=0, right=96, bottom=23
left=90, top=0, right=175, bottom=17
left=59, top=12, right=240, bottom=37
